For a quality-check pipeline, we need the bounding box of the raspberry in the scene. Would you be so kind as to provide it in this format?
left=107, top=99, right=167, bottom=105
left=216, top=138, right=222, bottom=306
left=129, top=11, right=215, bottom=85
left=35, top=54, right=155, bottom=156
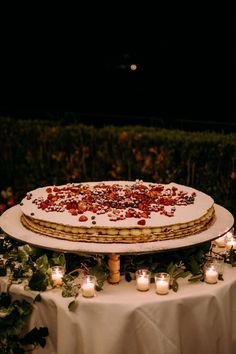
left=137, top=219, right=146, bottom=225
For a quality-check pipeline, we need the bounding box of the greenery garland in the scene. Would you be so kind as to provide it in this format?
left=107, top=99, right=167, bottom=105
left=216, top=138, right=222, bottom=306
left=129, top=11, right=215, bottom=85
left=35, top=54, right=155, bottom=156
left=0, top=291, right=48, bottom=353
left=1, top=228, right=236, bottom=353
left=0, top=231, right=220, bottom=295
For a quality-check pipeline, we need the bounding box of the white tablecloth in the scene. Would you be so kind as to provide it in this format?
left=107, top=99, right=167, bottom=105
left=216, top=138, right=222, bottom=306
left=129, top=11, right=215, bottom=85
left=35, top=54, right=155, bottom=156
left=1, top=264, right=236, bottom=354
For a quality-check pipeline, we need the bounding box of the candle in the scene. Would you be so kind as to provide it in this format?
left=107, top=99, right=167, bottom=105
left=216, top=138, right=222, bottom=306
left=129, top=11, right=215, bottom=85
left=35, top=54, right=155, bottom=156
left=81, top=275, right=96, bottom=298
left=204, top=264, right=218, bottom=284
left=136, top=269, right=150, bottom=291
left=226, top=238, right=236, bottom=250
left=155, top=273, right=170, bottom=295
left=51, top=266, right=65, bottom=287
left=226, top=229, right=234, bottom=241
left=214, top=258, right=224, bottom=276
left=214, top=236, right=226, bottom=248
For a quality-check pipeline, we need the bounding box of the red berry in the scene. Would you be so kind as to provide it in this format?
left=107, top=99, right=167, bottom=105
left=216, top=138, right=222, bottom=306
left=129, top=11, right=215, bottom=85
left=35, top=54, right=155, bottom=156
left=79, top=215, right=88, bottom=222
left=137, top=219, right=146, bottom=225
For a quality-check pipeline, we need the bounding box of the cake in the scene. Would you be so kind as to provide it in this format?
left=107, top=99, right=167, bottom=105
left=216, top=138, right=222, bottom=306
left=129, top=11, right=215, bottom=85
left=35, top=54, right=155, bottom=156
left=19, top=181, right=215, bottom=243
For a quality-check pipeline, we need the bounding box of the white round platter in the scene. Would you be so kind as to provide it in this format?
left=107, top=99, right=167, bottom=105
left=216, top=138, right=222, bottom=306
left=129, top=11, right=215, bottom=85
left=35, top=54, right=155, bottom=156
left=0, top=204, right=234, bottom=255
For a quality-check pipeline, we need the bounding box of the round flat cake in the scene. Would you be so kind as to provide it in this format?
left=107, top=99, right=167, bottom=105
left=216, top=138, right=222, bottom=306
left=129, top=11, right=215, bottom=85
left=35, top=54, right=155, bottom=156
left=20, top=181, right=215, bottom=243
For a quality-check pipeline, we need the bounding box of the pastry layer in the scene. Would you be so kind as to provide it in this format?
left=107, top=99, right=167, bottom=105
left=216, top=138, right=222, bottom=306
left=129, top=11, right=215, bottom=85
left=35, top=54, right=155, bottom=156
left=20, top=181, right=215, bottom=243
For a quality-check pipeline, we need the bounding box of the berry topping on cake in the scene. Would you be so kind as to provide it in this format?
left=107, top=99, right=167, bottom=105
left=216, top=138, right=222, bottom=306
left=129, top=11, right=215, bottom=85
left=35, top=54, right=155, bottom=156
left=20, top=181, right=215, bottom=244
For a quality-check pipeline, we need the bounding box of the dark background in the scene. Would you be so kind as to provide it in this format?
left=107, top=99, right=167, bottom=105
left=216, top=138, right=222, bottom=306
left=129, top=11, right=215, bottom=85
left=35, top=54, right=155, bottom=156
left=0, top=14, right=234, bottom=131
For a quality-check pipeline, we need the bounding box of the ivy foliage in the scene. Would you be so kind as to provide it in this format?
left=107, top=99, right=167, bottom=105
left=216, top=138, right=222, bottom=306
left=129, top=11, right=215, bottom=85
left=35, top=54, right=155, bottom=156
left=0, top=292, right=48, bottom=353
left=120, top=241, right=212, bottom=291
left=1, top=235, right=109, bottom=293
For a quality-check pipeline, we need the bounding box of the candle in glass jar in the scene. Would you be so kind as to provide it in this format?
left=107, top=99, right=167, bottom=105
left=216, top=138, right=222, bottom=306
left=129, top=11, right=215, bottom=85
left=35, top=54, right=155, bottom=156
left=214, top=236, right=226, bottom=248
left=136, top=269, right=150, bottom=291
left=214, top=258, right=224, bottom=276
left=226, top=229, right=234, bottom=240
left=51, top=266, right=65, bottom=287
left=155, top=273, right=170, bottom=295
left=205, top=265, right=218, bottom=284
left=81, top=275, right=96, bottom=298
left=226, top=238, right=236, bottom=250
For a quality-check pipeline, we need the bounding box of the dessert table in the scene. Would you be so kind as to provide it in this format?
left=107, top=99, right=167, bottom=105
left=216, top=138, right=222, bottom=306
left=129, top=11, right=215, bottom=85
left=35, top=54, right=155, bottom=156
left=1, top=263, right=236, bottom=354
left=0, top=201, right=235, bottom=354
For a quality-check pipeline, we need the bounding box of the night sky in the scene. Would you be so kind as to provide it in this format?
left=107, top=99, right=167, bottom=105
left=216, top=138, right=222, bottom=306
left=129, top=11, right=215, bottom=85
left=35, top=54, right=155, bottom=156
left=0, top=15, right=233, bottom=130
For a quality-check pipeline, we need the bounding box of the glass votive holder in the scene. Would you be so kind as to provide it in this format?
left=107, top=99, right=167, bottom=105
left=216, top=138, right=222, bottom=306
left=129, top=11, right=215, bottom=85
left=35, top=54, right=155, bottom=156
left=225, top=236, right=236, bottom=251
left=213, top=257, right=224, bottom=277
left=204, top=263, right=218, bottom=284
left=81, top=275, right=96, bottom=298
left=214, top=235, right=226, bottom=248
left=135, top=269, right=150, bottom=292
left=51, top=266, right=65, bottom=287
left=225, top=228, right=235, bottom=241
left=154, top=272, right=170, bottom=295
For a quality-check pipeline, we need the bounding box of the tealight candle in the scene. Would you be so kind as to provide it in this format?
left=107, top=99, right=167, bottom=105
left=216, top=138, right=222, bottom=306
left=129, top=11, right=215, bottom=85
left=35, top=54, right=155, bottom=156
left=204, top=264, right=218, bottom=284
left=214, top=236, right=226, bottom=248
left=226, top=237, right=236, bottom=250
left=136, top=269, right=150, bottom=291
left=51, top=266, right=65, bottom=287
left=226, top=229, right=235, bottom=241
left=214, top=257, right=224, bottom=276
left=81, top=275, right=96, bottom=298
left=154, top=272, right=170, bottom=295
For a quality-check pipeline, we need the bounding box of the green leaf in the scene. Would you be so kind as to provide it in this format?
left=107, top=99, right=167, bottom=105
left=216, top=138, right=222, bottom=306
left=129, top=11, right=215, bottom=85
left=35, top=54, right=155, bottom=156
left=0, top=292, right=11, bottom=308
left=28, top=271, right=48, bottom=291
left=167, top=262, right=175, bottom=275
left=90, top=264, right=109, bottom=289
left=188, top=273, right=204, bottom=282
left=189, top=256, right=201, bottom=275
left=34, top=294, right=42, bottom=302
left=174, top=271, right=190, bottom=279
left=171, top=279, right=179, bottom=292
left=50, top=253, right=66, bottom=267
left=17, top=246, right=30, bottom=263
left=68, top=299, right=79, bottom=312
left=35, top=254, right=49, bottom=273
left=20, top=326, right=49, bottom=348
left=62, top=285, right=78, bottom=298
left=125, top=271, right=132, bottom=282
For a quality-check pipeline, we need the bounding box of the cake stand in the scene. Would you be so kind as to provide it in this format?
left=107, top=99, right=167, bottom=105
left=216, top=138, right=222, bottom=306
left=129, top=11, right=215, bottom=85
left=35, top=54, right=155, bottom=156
left=0, top=204, right=234, bottom=283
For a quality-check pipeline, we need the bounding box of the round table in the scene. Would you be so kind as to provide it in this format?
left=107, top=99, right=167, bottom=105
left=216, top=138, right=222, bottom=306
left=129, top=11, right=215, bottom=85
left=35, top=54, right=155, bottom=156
left=1, top=263, right=236, bottom=354
left=0, top=204, right=235, bottom=353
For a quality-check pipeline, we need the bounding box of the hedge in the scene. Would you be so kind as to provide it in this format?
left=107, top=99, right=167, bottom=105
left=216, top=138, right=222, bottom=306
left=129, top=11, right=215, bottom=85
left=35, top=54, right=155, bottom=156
left=0, top=116, right=236, bottom=220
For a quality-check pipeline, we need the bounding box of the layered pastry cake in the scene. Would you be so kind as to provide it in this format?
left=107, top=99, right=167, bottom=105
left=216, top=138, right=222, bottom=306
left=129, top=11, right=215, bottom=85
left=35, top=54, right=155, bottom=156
left=20, top=181, right=215, bottom=243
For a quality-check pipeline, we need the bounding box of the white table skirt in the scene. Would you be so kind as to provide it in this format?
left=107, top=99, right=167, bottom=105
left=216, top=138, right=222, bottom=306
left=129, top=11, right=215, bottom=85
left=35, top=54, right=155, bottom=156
left=1, top=264, right=236, bottom=354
